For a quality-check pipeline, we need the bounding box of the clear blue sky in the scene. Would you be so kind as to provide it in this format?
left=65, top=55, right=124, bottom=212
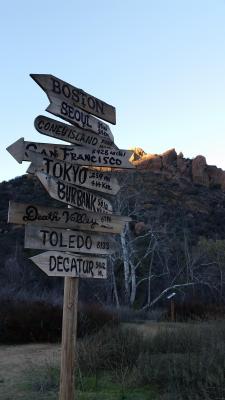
left=1, top=0, right=225, bottom=182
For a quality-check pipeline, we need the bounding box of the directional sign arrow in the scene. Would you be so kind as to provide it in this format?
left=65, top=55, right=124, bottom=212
left=30, top=251, right=107, bottom=279
left=34, top=115, right=114, bottom=149
left=7, top=138, right=135, bottom=169
left=36, top=172, right=113, bottom=214
left=8, top=201, right=131, bottom=233
left=25, top=225, right=117, bottom=255
left=47, top=96, right=114, bottom=142
left=27, top=152, right=121, bottom=195
left=30, top=74, right=116, bottom=125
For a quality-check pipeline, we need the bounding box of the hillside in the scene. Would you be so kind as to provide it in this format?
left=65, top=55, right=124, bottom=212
left=1, top=149, right=225, bottom=308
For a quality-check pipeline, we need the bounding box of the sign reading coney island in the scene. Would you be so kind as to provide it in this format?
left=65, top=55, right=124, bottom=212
left=30, top=251, right=107, bottom=279
left=27, top=152, right=120, bottom=195
left=8, top=202, right=130, bottom=233
left=25, top=225, right=116, bottom=255
left=7, top=138, right=134, bottom=168
left=30, top=74, right=116, bottom=125
left=46, top=96, right=114, bottom=141
left=35, top=115, right=113, bottom=149
left=36, top=172, right=113, bottom=214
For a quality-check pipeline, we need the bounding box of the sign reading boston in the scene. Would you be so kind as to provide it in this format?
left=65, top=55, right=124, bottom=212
left=30, top=74, right=116, bottom=125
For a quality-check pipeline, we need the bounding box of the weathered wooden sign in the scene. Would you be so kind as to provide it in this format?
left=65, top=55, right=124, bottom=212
left=30, top=74, right=116, bottom=125
left=7, top=138, right=135, bottom=169
left=36, top=172, right=113, bottom=214
left=34, top=115, right=114, bottom=149
left=25, top=225, right=116, bottom=255
left=30, top=251, right=107, bottom=279
left=46, top=96, right=114, bottom=141
left=8, top=201, right=130, bottom=233
left=27, top=152, right=120, bottom=195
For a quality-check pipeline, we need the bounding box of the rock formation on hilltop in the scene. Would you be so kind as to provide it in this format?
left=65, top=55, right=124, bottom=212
left=130, top=148, right=225, bottom=191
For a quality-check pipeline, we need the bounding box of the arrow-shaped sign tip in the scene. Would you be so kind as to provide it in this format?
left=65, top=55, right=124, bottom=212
left=6, top=137, right=24, bottom=164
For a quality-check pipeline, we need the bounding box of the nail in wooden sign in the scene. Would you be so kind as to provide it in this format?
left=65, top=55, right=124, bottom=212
left=7, top=138, right=135, bottom=169
left=30, top=74, right=116, bottom=125
left=30, top=251, right=107, bottom=279
left=36, top=172, right=113, bottom=214
left=35, top=115, right=114, bottom=149
left=27, top=152, right=120, bottom=195
left=25, top=225, right=116, bottom=255
left=8, top=201, right=130, bottom=233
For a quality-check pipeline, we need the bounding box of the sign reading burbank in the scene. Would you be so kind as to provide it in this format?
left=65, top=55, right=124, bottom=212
left=36, top=172, right=113, bottom=214
left=30, top=251, right=107, bottom=279
left=35, top=115, right=114, bottom=149
left=8, top=201, right=131, bottom=233
left=30, top=74, right=116, bottom=125
left=7, top=138, right=135, bottom=168
left=25, top=225, right=116, bottom=255
left=27, top=152, right=120, bottom=195
left=47, top=96, right=114, bottom=141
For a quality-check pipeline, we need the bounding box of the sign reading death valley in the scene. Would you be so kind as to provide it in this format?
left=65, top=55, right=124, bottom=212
left=30, top=74, right=116, bottom=125
left=8, top=202, right=130, bottom=233
left=36, top=172, right=113, bottom=214
left=27, top=152, right=120, bottom=195
left=35, top=115, right=114, bottom=149
left=7, top=138, right=135, bottom=169
left=25, top=225, right=116, bottom=255
left=30, top=251, right=107, bottom=279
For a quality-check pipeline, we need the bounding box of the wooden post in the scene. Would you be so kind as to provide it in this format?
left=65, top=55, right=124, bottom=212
left=59, top=277, right=79, bottom=400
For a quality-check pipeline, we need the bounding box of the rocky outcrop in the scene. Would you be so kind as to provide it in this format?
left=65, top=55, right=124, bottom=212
left=132, top=148, right=225, bottom=191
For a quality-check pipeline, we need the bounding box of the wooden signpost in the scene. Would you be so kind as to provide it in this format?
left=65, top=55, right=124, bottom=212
left=30, top=251, right=107, bottom=278
left=30, top=73, right=116, bottom=125
left=7, top=74, right=135, bottom=400
left=27, top=152, right=121, bottom=195
left=7, top=138, right=134, bottom=168
left=8, top=201, right=130, bottom=233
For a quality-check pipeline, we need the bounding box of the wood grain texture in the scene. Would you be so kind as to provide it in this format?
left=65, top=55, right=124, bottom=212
left=25, top=225, right=116, bottom=255
left=30, top=251, right=107, bottom=279
left=36, top=172, right=113, bottom=214
left=8, top=201, right=130, bottom=233
left=30, top=74, right=116, bottom=125
left=27, top=152, right=121, bottom=195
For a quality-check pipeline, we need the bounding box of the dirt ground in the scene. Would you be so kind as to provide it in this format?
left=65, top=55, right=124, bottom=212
left=0, top=343, right=60, bottom=399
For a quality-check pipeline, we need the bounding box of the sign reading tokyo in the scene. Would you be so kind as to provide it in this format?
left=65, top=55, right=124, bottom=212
left=27, top=152, right=120, bottom=195
left=30, top=251, right=107, bottom=279
left=30, top=74, right=116, bottom=125
left=25, top=225, right=116, bottom=255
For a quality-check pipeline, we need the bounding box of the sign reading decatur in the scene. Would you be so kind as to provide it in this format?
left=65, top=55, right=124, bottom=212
left=7, top=138, right=134, bottom=168
left=30, top=74, right=116, bottom=125
left=36, top=172, right=113, bottom=214
left=25, top=225, right=116, bottom=255
left=27, top=152, right=120, bottom=195
left=35, top=115, right=114, bottom=149
left=8, top=201, right=131, bottom=233
left=30, top=251, right=107, bottom=279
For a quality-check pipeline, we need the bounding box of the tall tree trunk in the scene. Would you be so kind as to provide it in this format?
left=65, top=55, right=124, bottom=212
left=120, top=224, right=130, bottom=305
